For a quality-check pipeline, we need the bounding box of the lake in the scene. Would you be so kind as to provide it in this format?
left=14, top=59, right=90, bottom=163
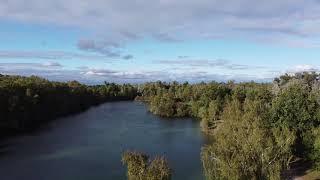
left=0, top=101, right=206, bottom=180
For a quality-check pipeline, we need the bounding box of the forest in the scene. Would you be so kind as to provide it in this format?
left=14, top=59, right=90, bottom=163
left=0, top=74, right=138, bottom=136
left=1, top=73, right=320, bottom=179
left=139, top=72, right=320, bottom=179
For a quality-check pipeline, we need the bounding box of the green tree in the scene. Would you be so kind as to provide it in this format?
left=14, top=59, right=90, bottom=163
left=149, top=93, right=175, bottom=117
left=201, top=98, right=295, bottom=180
left=122, top=151, right=171, bottom=180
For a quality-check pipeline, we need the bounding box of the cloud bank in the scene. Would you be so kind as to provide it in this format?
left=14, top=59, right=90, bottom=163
left=1, top=1, right=320, bottom=83
left=1, top=0, right=320, bottom=47
left=0, top=61, right=285, bottom=84
left=0, top=50, right=111, bottom=60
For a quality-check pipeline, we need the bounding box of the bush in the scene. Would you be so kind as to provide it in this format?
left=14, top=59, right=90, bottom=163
left=201, top=99, right=295, bottom=180
left=303, top=128, right=320, bottom=170
left=122, top=151, right=171, bottom=180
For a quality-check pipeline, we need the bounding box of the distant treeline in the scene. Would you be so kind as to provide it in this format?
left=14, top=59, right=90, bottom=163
left=0, top=74, right=138, bottom=135
left=139, top=72, right=320, bottom=179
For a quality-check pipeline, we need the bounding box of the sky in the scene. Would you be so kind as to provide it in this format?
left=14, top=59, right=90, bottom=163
left=1, top=0, right=320, bottom=84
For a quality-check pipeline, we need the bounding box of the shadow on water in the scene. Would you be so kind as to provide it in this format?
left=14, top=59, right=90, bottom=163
left=282, top=159, right=319, bottom=180
left=0, top=143, right=12, bottom=156
left=0, top=104, right=102, bottom=157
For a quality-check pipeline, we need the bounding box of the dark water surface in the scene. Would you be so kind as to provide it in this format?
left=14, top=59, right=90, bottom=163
left=0, top=101, right=206, bottom=180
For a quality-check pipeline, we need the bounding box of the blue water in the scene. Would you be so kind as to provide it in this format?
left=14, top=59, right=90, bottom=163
left=0, top=101, right=206, bottom=180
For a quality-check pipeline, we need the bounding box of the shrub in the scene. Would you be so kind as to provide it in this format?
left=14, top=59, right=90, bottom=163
left=122, top=151, right=171, bottom=180
left=201, top=99, right=295, bottom=180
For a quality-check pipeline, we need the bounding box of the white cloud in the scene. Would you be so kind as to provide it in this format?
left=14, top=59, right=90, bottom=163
left=156, top=59, right=267, bottom=71
left=0, top=50, right=111, bottom=60
left=42, top=62, right=63, bottom=67
left=288, top=64, right=319, bottom=73
left=82, top=69, right=117, bottom=76
left=0, top=62, right=63, bottom=70
left=1, top=0, right=320, bottom=46
left=0, top=62, right=275, bottom=83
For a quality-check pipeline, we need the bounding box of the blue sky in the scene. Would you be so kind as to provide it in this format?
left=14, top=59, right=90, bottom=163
left=1, top=0, right=320, bottom=83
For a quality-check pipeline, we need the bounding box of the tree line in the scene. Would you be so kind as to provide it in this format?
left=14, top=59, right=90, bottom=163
left=0, top=74, right=138, bottom=136
left=139, top=72, right=320, bottom=179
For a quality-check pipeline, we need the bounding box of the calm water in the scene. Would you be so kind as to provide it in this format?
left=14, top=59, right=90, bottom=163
left=0, top=101, right=206, bottom=180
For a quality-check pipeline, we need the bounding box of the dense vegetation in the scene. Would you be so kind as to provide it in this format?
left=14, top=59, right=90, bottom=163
left=0, top=74, right=138, bottom=136
left=122, top=151, right=171, bottom=180
left=2, top=73, right=320, bottom=179
left=140, top=72, right=320, bottom=179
